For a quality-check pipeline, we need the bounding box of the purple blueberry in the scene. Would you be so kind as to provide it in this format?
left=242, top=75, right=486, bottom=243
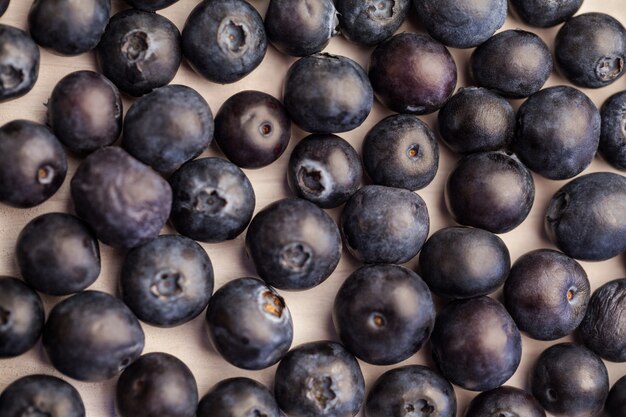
left=0, top=24, right=39, bottom=102
left=197, top=377, right=281, bottom=417
left=606, top=376, right=626, bottom=417
left=0, top=0, right=8, bottom=17
left=336, top=0, right=410, bottom=46
left=123, top=0, right=179, bottom=11
left=600, top=90, right=626, bottom=170
left=464, top=386, right=546, bottom=417
left=0, top=277, right=44, bottom=358
left=510, top=0, right=582, bottom=27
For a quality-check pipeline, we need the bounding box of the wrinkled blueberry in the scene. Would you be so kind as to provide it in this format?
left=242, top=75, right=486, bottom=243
left=465, top=386, right=546, bottom=417
left=0, top=277, right=44, bottom=358
left=600, top=90, right=626, bottom=170
left=197, top=377, right=280, bottom=417
left=336, top=0, right=410, bottom=46
left=510, top=0, right=582, bottom=27
left=0, top=24, right=39, bottom=102
left=606, top=375, right=626, bottom=417
left=123, top=0, right=179, bottom=11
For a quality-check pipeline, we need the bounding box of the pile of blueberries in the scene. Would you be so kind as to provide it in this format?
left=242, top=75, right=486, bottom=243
left=1, top=0, right=626, bottom=416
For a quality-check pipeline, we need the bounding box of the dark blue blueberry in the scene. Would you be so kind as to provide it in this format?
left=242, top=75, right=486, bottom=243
left=368, top=33, right=456, bottom=115
left=120, top=235, right=214, bottom=327
left=0, top=0, right=8, bottom=17
left=503, top=249, right=590, bottom=341
left=464, top=386, right=546, bottom=417
left=16, top=213, right=100, bottom=296
left=97, top=9, right=181, bottom=97
left=362, top=114, right=438, bottom=190
left=169, top=157, right=255, bottom=243
left=545, top=172, right=626, bottom=261
left=182, top=0, right=267, bottom=84
left=284, top=53, right=373, bottom=133
left=70, top=146, right=172, bottom=249
left=430, top=296, right=522, bottom=392
left=333, top=264, right=435, bottom=365
left=206, top=277, right=293, bottom=370
left=42, top=290, right=145, bottom=382
left=0, top=277, right=44, bottom=358
left=274, top=341, right=365, bottom=417
left=555, top=12, right=626, bottom=88
left=245, top=198, right=341, bottom=290
left=531, top=343, right=609, bottom=417
left=123, top=84, right=213, bottom=174
left=197, top=377, right=280, bottom=417
left=418, top=226, right=510, bottom=299
left=336, top=0, right=410, bottom=46
left=600, top=91, right=626, bottom=170
left=0, top=120, right=67, bottom=208
left=341, top=185, right=429, bottom=264
left=606, top=376, right=626, bottom=417
left=510, top=0, right=582, bottom=27
left=116, top=352, right=198, bottom=417
left=0, top=24, right=39, bottom=102
left=123, top=0, right=179, bottom=11
left=288, top=134, right=362, bottom=208
left=265, top=0, right=338, bottom=57
left=445, top=151, right=535, bottom=234
left=28, top=0, right=109, bottom=56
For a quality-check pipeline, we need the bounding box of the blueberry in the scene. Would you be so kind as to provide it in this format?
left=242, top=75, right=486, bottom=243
left=510, top=0, right=582, bottom=27
left=464, top=386, right=546, bottom=417
left=556, top=12, right=626, bottom=88
left=288, top=134, right=362, bottom=208
left=0, top=120, right=67, bottom=208
left=123, top=84, right=213, bottom=174
left=514, top=85, right=600, bottom=180
left=336, top=0, right=410, bottom=46
left=47, top=70, right=122, bottom=154
left=531, top=343, right=609, bottom=417
left=368, top=33, right=456, bottom=115
left=169, top=157, right=255, bottom=243
left=182, top=0, right=267, bottom=84
left=0, top=24, right=39, bottom=102
left=430, top=296, right=522, bottom=392
left=206, top=277, right=293, bottom=370
left=600, top=90, right=626, bottom=170
left=123, top=0, right=179, bottom=11
left=97, top=9, right=181, bottom=97
left=503, top=249, right=590, bottom=341
left=545, top=172, right=626, bottom=261
left=418, top=226, right=510, bottom=299
left=120, top=235, right=214, bottom=327
left=0, top=374, right=85, bottom=417
left=362, top=114, right=438, bottom=191
left=265, top=0, right=338, bottom=57
left=42, top=290, right=145, bottom=382
left=245, top=198, right=341, bottom=290
left=116, top=352, right=197, bottom=417
left=284, top=53, right=373, bottom=133
left=0, top=0, right=8, bottom=17
left=606, top=375, right=626, bottom=417
left=28, top=0, right=109, bottom=55
left=197, top=377, right=280, bottom=417
left=16, top=213, right=100, bottom=296
left=274, top=341, right=365, bottom=417
left=214, top=90, right=291, bottom=169
left=333, top=264, right=435, bottom=365
left=365, top=365, right=456, bottom=417
left=0, top=277, right=44, bottom=358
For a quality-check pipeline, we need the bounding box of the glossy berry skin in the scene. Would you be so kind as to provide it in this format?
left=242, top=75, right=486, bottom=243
left=182, top=0, right=267, bottom=84
left=578, top=278, right=626, bottom=362
left=169, top=157, right=255, bottom=243
left=288, top=134, right=362, bottom=208
left=43, top=290, right=145, bottom=382
left=600, top=91, right=626, bottom=170
left=284, top=53, right=372, bottom=133
left=430, top=296, right=522, bottom=392
left=555, top=13, right=626, bottom=88
left=362, top=114, right=438, bottom=191
left=120, top=235, right=214, bottom=327
left=606, top=376, right=626, bottom=417
left=368, top=33, right=456, bottom=115
left=0, top=374, right=85, bottom=417
left=16, top=213, right=100, bottom=296
left=265, top=0, right=337, bottom=57
left=124, top=0, right=179, bottom=11
left=545, top=172, right=626, bottom=261
left=531, top=343, right=609, bottom=417
left=0, top=120, right=67, bottom=208
left=214, top=90, right=291, bottom=169
left=336, top=0, right=410, bottom=46
left=116, top=352, right=198, bottom=417
left=206, top=277, right=293, bottom=370
left=0, top=25, right=39, bottom=102
left=28, top=0, right=109, bottom=56
left=246, top=198, right=341, bottom=290
left=97, top=9, right=181, bottom=97
left=418, top=226, right=510, bottom=299
left=464, top=386, right=546, bottom=417
left=197, top=377, right=280, bottom=417
left=274, top=341, right=365, bottom=417
left=445, top=151, right=534, bottom=234
left=503, top=249, right=590, bottom=341
left=123, top=84, right=213, bottom=174
left=510, top=0, right=582, bottom=27
left=365, top=365, right=456, bottom=417
left=0, top=277, right=44, bottom=358
left=333, top=264, right=435, bottom=365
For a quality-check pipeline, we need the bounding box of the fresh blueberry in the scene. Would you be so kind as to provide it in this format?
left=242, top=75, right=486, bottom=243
left=169, top=157, right=255, bottom=243
left=123, top=0, right=179, bottom=11
left=336, top=0, right=410, bottom=46
left=206, top=277, right=293, bottom=370
left=288, top=133, right=362, bottom=208
left=362, top=114, right=438, bottom=190
left=120, top=235, right=214, bottom=327
left=0, top=277, right=44, bottom=358
left=0, top=0, right=8, bottom=17
left=606, top=375, right=626, bottom=417
left=464, top=386, right=546, bottom=417
left=600, top=91, right=626, bottom=170
left=510, top=0, right=582, bottom=27
left=197, top=377, right=280, bottom=417
left=0, top=24, right=39, bottom=102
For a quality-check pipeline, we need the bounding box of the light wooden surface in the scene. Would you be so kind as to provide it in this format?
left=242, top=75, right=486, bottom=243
left=1, top=1, right=626, bottom=416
